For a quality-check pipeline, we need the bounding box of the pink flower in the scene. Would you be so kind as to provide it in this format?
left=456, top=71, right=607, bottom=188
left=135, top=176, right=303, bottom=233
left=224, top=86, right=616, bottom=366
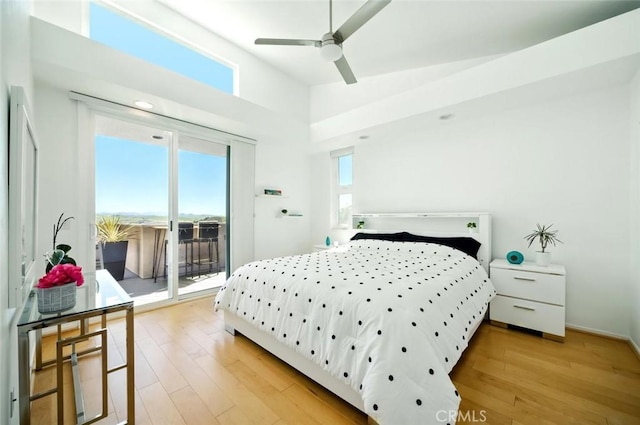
left=37, top=264, right=84, bottom=288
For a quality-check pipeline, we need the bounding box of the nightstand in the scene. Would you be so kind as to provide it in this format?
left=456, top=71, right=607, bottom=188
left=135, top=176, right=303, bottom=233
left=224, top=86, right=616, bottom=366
left=489, top=258, right=566, bottom=341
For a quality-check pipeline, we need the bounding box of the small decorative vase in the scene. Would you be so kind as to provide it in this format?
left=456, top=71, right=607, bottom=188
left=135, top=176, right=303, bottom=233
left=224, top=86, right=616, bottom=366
left=325, top=236, right=331, bottom=246
left=506, top=251, right=524, bottom=265
left=536, top=252, right=551, bottom=267
left=36, top=282, right=77, bottom=314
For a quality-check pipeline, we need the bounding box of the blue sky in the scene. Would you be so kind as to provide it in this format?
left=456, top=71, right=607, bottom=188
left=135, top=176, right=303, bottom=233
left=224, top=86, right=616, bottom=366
left=91, top=3, right=230, bottom=218
left=178, top=150, right=227, bottom=215
left=339, top=154, right=353, bottom=186
left=90, top=2, right=234, bottom=94
left=95, top=136, right=227, bottom=217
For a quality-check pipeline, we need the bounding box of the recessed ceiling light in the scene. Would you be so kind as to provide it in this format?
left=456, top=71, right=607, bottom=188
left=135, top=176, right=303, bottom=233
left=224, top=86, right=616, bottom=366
left=134, top=100, right=154, bottom=109
left=439, top=113, right=455, bottom=120
left=359, top=135, right=370, bottom=140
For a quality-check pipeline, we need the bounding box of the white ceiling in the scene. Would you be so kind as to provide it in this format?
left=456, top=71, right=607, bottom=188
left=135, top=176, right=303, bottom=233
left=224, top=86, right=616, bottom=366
left=157, top=0, right=640, bottom=86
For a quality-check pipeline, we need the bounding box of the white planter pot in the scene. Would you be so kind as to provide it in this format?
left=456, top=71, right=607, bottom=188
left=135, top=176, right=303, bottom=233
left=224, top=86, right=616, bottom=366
left=536, top=251, right=551, bottom=267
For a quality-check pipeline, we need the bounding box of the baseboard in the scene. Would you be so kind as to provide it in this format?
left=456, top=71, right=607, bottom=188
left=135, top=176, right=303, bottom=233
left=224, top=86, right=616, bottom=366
left=565, top=323, right=629, bottom=341
left=566, top=324, right=640, bottom=361
left=629, top=337, right=640, bottom=361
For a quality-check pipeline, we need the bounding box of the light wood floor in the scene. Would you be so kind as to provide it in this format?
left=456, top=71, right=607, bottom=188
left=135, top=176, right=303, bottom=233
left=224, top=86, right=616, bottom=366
left=32, top=297, right=640, bottom=425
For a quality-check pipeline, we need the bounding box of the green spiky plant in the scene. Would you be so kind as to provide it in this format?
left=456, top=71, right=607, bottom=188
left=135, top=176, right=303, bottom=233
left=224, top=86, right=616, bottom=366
left=96, top=215, right=136, bottom=243
left=524, top=223, right=563, bottom=253
left=45, top=213, right=77, bottom=273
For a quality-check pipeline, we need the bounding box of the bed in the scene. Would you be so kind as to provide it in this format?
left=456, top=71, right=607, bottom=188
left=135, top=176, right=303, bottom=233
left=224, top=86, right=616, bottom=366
left=215, top=213, right=495, bottom=424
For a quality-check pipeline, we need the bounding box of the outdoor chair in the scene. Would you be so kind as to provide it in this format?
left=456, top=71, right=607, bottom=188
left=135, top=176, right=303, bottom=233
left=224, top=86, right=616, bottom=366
left=195, top=221, right=219, bottom=276
left=164, top=222, right=195, bottom=278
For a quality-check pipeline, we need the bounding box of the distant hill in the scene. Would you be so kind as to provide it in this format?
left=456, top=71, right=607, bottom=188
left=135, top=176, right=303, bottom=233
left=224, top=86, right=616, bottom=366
left=96, top=213, right=226, bottom=224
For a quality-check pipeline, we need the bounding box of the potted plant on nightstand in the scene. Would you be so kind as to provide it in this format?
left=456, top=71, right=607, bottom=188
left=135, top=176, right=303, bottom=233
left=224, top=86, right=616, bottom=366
left=524, top=223, right=563, bottom=266
left=97, top=215, right=136, bottom=281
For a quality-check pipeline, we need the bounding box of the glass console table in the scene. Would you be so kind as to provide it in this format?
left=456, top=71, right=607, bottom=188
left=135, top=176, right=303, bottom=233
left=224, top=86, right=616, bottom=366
left=17, top=270, right=135, bottom=425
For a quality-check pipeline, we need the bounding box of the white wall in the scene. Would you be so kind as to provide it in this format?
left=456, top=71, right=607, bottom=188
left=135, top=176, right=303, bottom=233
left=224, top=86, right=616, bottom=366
left=254, top=139, right=312, bottom=259
left=630, top=68, right=640, bottom=351
left=32, top=84, right=84, bottom=269
left=311, top=83, right=632, bottom=337
left=1, top=1, right=33, bottom=423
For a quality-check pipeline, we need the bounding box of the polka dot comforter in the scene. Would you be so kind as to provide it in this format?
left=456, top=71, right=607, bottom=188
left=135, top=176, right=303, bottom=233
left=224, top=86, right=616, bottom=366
left=215, top=239, right=496, bottom=424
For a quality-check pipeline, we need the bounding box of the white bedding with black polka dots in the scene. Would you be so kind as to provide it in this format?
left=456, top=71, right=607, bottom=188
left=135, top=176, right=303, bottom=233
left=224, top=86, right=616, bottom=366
left=215, top=239, right=496, bottom=424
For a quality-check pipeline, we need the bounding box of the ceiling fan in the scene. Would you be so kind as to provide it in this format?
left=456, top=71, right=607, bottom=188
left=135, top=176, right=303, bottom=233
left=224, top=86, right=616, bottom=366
left=255, top=0, right=391, bottom=85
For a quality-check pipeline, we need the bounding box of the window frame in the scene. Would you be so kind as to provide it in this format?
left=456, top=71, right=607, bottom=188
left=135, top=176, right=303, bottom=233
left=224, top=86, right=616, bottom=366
left=330, top=147, right=354, bottom=229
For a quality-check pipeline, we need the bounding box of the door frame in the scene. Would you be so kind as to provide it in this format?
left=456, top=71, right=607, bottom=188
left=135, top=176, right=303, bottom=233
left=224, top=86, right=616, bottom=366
left=73, top=92, right=255, bottom=310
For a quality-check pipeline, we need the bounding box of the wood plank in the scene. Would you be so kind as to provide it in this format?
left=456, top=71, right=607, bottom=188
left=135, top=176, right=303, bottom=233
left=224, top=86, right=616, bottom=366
left=131, top=342, right=159, bottom=390
left=292, top=375, right=367, bottom=425
left=169, top=386, right=221, bottom=425
left=457, top=395, right=511, bottom=425
left=226, top=360, right=322, bottom=425
left=30, top=297, right=640, bottom=425
left=159, top=340, right=235, bottom=416
left=231, top=335, right=296, bottom=391
left=138, top=382, right=187, bottom=425
left=281, top=383, right=364, bottom=425
left=216, top=405, right=261, bottom=425
left=199, top=329, right=244, bottom=366
left=194, top=355, right=280, bottom=425
left=513, top=393, right=607, bottom=425
left=473, top=358, right=640, bottom=424
left=137, top=337, right=188, bottom=394
left=451, top=366, right=516, bottom=405
left=583, top=341, right=640, bottom=373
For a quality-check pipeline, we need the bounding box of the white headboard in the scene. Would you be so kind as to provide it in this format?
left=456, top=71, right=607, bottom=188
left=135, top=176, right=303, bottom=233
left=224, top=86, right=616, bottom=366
left=351, top=212, right=492, bottom=272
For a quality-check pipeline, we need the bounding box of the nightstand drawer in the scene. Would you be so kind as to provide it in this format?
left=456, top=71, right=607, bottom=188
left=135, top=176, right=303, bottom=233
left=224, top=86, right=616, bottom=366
left=491, top=267, right=565, bottom=305
left=490, top=295, right=565, bottom=336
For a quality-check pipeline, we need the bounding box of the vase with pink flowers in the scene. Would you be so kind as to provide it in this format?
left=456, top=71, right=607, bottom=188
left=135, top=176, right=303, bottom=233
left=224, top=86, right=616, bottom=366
left=36, top=263, right=84, bottom=314
left=36, top=213, right=85, bottom=314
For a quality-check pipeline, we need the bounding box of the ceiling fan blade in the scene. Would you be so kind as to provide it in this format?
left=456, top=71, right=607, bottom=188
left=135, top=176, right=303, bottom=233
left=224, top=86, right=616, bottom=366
left=334, top=0, right=391, bottom=42
left=255, top=38, right=321, bottom=47
left=334, top=55, right=357, bottom=84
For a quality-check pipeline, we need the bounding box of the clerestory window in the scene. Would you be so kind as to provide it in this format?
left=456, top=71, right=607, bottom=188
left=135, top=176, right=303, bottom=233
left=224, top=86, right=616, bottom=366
left=90, top=2, right=235, bottom=95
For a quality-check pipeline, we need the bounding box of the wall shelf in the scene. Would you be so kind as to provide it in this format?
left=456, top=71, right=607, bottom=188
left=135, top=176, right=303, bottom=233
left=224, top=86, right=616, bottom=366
left=256, top=194, right=289, bottom=199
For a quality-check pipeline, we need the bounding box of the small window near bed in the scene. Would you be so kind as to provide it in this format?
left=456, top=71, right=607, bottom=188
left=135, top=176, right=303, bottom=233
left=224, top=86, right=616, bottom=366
left=331, top=147, right=353, bottom=228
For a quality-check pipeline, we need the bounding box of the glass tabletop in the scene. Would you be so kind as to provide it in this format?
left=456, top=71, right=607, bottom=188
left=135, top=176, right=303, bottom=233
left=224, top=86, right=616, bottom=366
left=18, top=269, right=133, bottom=331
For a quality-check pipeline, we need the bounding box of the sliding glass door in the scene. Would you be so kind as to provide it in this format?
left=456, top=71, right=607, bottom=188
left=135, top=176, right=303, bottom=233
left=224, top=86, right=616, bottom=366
left=95, top=115, right=172, bottom=305
left=94, top=115, right=228, bottom=306
left=176, top=136, right=228, bottom=296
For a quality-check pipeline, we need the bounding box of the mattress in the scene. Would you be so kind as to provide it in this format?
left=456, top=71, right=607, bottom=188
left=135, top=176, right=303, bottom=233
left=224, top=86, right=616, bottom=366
left=215, top=239, right=496, bottom=424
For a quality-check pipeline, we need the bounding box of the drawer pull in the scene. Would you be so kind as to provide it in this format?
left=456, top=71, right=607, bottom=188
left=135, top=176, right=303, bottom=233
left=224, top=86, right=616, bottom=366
left=513, top=305, right=536, bottom=311
left=513, top=276, right=536, bottom=282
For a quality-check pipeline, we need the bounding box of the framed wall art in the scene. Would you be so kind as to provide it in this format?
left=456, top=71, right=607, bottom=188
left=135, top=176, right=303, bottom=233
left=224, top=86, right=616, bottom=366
left=8, top=86, right=40, bottom=309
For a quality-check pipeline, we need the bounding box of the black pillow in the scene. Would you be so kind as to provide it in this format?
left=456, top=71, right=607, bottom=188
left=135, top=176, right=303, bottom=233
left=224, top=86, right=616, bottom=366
left=351, top=231, right=481, bottom=259
left=351, top=232, right=405, bottom=242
